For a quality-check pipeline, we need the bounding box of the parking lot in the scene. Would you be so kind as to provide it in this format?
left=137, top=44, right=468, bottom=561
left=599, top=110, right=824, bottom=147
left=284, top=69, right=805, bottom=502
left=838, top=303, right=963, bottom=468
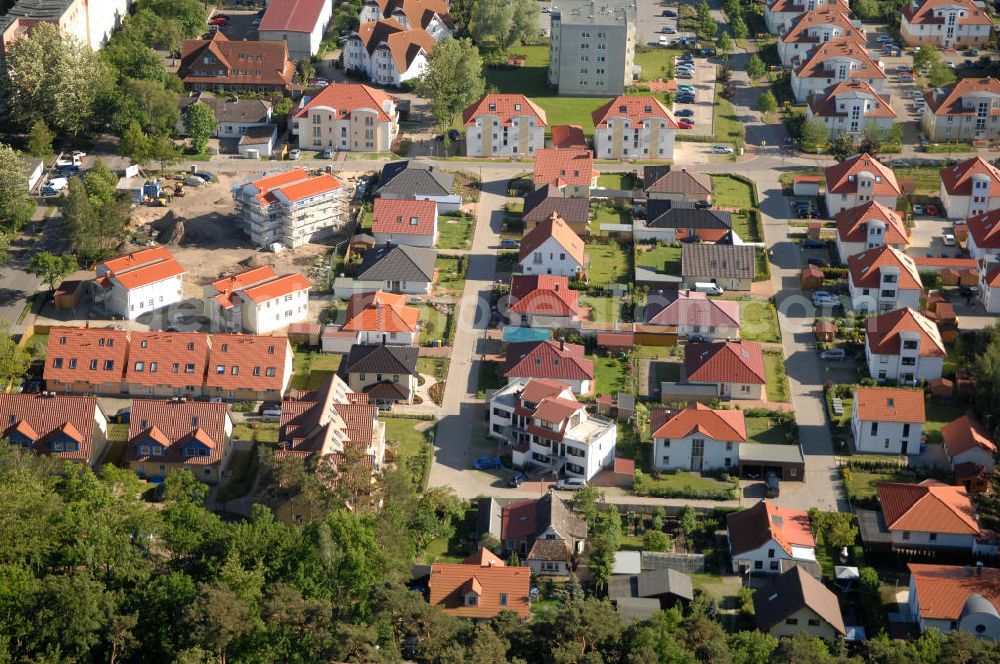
left=675, top=55, right=716, bottom=138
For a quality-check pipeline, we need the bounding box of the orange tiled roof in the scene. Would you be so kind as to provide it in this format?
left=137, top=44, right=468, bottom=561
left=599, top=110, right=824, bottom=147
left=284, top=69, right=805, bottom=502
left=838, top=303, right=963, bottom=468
left=241, top=273, right=311, bottom=304
left=45, top=327, right=129, bottom=387
left=462, top=93, right=547, bottom=127
left=591, top=96, right=679, bottom=129
left=866, top=307, right=945, bottom=357
left=429, top=549, right=531, bottom=618
left=294, top=82, right=397, bottom=121
left=795, top=41, right=886, bottom=82
left=384, top=0, right=453, bottom=30
left=518, top=214, right=585, bottom=266
left=964, top=209, right=1000, bottom=249
left=342, top=290, right=419, bottom=333
left=835, top=201, right=909, bottom=246
left=942, top=414, right=997, bottom=458
left=551, top=125, right=587, bottom=149
left=684, top=340, right=766, bottom=385
left=353, top=19, right=434, bottom=74
left=808, top=81, right=897, bottom=119
left=781, top=6, right=861, bottom=44
left=940, top=156, right=1000, bottom=196
left=372, top=198, right=437, bottom=236
left=209, top=267, right=311, bottom=308
left=825, top=152, right=900, bottom=196
left=926, top=78, right=1000, bottom=117
left=878, top=480, right=981, bottom=535
left=651, top=403, right=747, bottom=442
left=204, top=334, right=290, bottom=393
left=179, top=32, right=295, bottom=89
left=97, top=246, right=185, bottom=291
left=848, top=245, right=922, bottom=290
left=126, top=399, right=230, bottom=465
left=908, top=563, right=1000, bottom=621
left=767, top=0, right=849, bottom=13
left=854, top=386, right=926, bottom=423
left=125, top=332, right=211, bottom=390
left=533, top=148, right=596, bottom=188
left=508, top=275, right=580, bottom=316
left=519, top=378, right=574, bottom=404
left=728, top=499, right=815, bottom=556
left=903, top=0, right=992, bottom=26
left=276, top=173, right=343, bottom=203
left=0, top=393, right=101, bottom=460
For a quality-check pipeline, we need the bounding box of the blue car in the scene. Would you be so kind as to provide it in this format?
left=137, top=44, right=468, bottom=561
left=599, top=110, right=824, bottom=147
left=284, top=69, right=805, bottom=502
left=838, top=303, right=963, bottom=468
left=508, top=471, right=527, bottom=487
left=473, top=455, right=502, bottom=470
left=675, top=109, right=695, bottom=117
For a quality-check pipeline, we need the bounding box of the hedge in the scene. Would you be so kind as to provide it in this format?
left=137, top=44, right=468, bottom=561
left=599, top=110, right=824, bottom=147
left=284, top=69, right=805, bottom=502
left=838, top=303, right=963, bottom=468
left=633, top=470, right=739, bottom=501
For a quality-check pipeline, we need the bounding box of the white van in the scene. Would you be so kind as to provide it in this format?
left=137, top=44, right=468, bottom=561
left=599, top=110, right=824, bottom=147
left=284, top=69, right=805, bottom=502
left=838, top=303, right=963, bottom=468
left=694, top=282, right=724, bottom=296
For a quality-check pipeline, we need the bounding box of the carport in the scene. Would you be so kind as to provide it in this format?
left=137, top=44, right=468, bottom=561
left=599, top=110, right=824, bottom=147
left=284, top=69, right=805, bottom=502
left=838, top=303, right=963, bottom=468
left=738, top=444, right=805, bottom=481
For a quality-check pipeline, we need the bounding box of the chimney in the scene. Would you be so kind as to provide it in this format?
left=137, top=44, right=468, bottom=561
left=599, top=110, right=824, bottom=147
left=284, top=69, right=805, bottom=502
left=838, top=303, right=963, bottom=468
left=560, top=339, right=565, bottom=351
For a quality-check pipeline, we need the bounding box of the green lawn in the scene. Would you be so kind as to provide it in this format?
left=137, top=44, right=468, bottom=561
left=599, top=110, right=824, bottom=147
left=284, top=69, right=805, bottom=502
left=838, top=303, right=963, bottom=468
left=730, top=211, right=754, bottom=242
left=217, top=445, right=259, bottom=502
left=416, top=357, right=448, bottom=382
left=591, top=355, right=630, bottom=396
left=585, top=242, right=633, bottom=286
left=844, top=469, right=899, bottom=503
left=23, top=333, right=48, bottom=360
left=384, top=416, right=432, bottom=459
left=763, top=352, right=790, bottom=402
left=579, top=295, right=621, bottom=323
left=923, top=399, right=967, bottom=445
left=638, top=471, right=736, bottom=493
left=739, top=300, right=780, bottom=343
left=437, top=214, right=474, bottom=250
left=893, top=167, right=942, bottom=195
left=231, top=422, right=279, bottom=444
left=710, top=175, right=754, bottom=209
left=291, top=350, right=343, bottom=391
left=745, top=416, right=789, bottom=445
left=635, top=244, right=682, bottom=275
left=418, top=305, right=453, bottom=346
left=714, top=84, right=743, bottom=144
left=434, top=255, right=467, bottom=294
left=590, top=205, right=629, bottom=233
left=477, top=360, right=505, bottom=395
left=597, top=173, right=640, bottom=190
left=633, top=47, right=684, bottom=81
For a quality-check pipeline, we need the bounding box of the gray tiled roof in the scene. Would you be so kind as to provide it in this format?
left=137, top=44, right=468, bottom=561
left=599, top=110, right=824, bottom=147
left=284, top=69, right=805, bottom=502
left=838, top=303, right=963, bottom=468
left=538, top=492, right=588, bottom=540
left=356, top=244, right=436, bottom=282
left=645, top=200, right=732, bottom=230
left=608, top=568, right=694, bottom=602
left=178, top=93, right=272, bottom=125
left=643, top=166, right=713, bottom=196
left=681, top=244, right=755, bottom=279
left=341, top=344, right=419, bottom=375
left=523, top=184, right=590, bottom=225
left=753, top=567, right=846, bottom=635
left=376, top=160, right=454, bottom=197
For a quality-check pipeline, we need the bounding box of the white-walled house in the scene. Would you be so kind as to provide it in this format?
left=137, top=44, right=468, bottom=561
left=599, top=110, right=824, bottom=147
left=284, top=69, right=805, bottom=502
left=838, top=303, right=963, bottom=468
left=501, top=340, right=594, bottom=395
left=462, top=94, right=547, bottom=158
left=981, top=262, right=1000, bottom=313
left=807, top=80, right=897, bottom=138
left=517, top=214, right=586, bottom=278
left=922, top=77, right=1000, bottom=142
left=339, top=290, right=418, bottom=345
left=683, top=341, right=767, bottom=400
left=866, top=308, right=946, bottom=384
left=824, top=152, right=900, bottom=214
left=371, top=198, right=438, bottom=247
left=488, top=378, right=615, bottom=480
left=900, top=0, right=993, bottom=49
left=94, top=247, right=185, bottom=321
left=258, top=0, right=333, bottom=60
left=851, top=386, right=926, bottom=455
left=940, top=156, right=1000, bottom=220
left=877, top=480, right=982, bottom=551
left=908, top=564, right=1000, bottom=639
left=791, top=40, right=887, bottom=103
left=727, top=500, right=817, bottom=575
left=964, top=209, right=1000, bottom=262
left=942, top=415, right=997, bottom=475
left=644, top=290, right=741, bottom=339
left=777, top=7, right=864, bottom=67
left=591, top=96, right=678, bottom=161
left=651, top=404, right=746, bottom=472
left=204, top=267, right=311, bottom=335
left=292, top=83, right=399, bottom=153
left=343, top=18, right=434, bottom=86
left=847, top=245, right=923, bottom=312
left=764, top=0, right=850, bottom=35
left=835, top=200, right=910, bottom=261
left=359, top=0, right=453, bottom=41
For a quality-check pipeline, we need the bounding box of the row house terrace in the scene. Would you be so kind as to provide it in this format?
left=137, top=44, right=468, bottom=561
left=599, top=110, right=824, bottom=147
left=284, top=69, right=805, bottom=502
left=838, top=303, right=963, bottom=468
left=0, top=393, right=108, bottom=466
left=127, top=398, right=234, bottom=484
left=177, top=32, right=295, bottom=94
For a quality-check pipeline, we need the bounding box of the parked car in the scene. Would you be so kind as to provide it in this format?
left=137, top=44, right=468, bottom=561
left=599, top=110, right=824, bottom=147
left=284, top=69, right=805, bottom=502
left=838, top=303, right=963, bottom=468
left=876, top=34, right=895, bottom=42
left=694, top=200, right=712, bottom=209
left=807, top=257, right=830, bottom=268
left=208, top=16, right=228, bottom=25
left=676, top=72, right=694, bottom=79
left=711, top=145, right=734, bottom=154
left=688, top=333, right=711, bottom=343
left=321, top=148, right=335, bottom=158
left=473, top=456, right=502, bottom=470
left=899, top=73, right=915, bottom=82
left=925, top=204, right=938, bottom=216
left=288, top=149, right=301, bottom=160
left=676, top=94, right=695, bottom=102
left=508, top=471, right=527, bottom=487
left=960, top=284, right=980, bottom=297
left=661, top=26, right=677, bottom=34
left=965, top=49, right=980, bottom=57
left=883, top=47, right=901, bottom=56
left=765, top=472, right=780, bottom=498
left=802, top=239, right=826, bottom=249
left=943, top=233, right=956, bottom=246
left=555, top=477, right=587, bottom=491
left=912, top=204, right=925, bottom=215
left=820, top=348, right=847, bottom=361
left=41, top=177, right=68, bottom=196
left=897, top=64, right=912, bottom=73
left=677, top=120, right=694, bottom=129
left=662, top=8, right=677, bottom=16
left=675, top=109, right=695, bottom=117
left=701, top=47, right=716, bottom=56
left=500, top=238, right=520, bottom=249
left=945, top=61, right=956, bottom=69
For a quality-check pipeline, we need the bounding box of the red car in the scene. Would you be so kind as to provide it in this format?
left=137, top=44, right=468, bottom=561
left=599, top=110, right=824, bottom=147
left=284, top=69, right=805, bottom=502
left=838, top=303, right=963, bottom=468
left=678, top=120, right=694, bottom=129
left=209, top=16, right=228, bottom=25
left=925, top=204, right=938, bottom=216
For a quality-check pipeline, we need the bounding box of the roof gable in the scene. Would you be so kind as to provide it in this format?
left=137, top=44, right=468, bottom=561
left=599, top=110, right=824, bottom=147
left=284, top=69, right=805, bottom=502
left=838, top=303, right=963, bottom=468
left=518, top=214, right=585, bottom=266
left=684, top=341, right=766, bottom=385
left=878, top=480, right=981, bottom=535
left=502, top=340, right=594, bottom=382
left=824, top=152, right=900, bottom=196
left=462, top=93, right=547, bottom=126
left=651, top=403, right=747, bottom=442
left=865, top=307, right=945, bottom=357
left=835, top=200, right=908, bottom=245
left=532, top=149, right=595, bottom=188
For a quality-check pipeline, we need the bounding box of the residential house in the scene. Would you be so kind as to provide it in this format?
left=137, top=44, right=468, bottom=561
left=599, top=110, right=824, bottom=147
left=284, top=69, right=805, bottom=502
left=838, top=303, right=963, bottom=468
left=124, top=331, right=210, bottom=398
left=359, top=0, right=453, bottom=40
left=258, top=0, right=333, bottom=60
left=635, top=200, right=734, bottom=243
left=178, top=32, right=295, bottom=93
left=807, top=80, right=898, bottom=137
left=44, top=327, right=129, bottom=394
left=923, top=78, right=1000, bottom=142
left=507, top=275, right=581, bottom=328
left=847, top=245, right=923, bottom=312
left=176, top=92, right=273, bottom=139
left=964, top=209, right=1000, bottom=261
left=942, top=415, right=997, bottom=489
left=591, top=96, right=678, bottom=161
left=517, top=214, right=586, bottom=278
left=497, top=492, right=587, bottom=574
left=644, top=290, right=741, bottom=340
left=126, top=399, right=233, bottom=484
left=94, top=246, right=185, bottom=321
left=500, top=341, right=594, bottom=395
left=608, top=569, right=694, bottom=622
left=680, top=244, right=756, bottom=291
left=547, top=0, right=636, bottom=96
left=850, top=386, right=926, bottom=455
left=371, top=198, right=438, bottom=247
left=940, top=156, right=1000, bottom=219
left=753, top=567, right=847, bottom=640
left=777, top=7, right=865, bottom=68
left=375, top=160, right=461, bottom=213
left=239, top=126, right=278, bottom=158
left=336, top=290, right=419, bottom=347
left=428, top=548, right=531, bottom=618
left=343, top=18, right=434, bottom=86
left=522, top=184, right=591, bottom=236
left=651, top=403, right=747, bottom=472
left=347, top=243, right=437, bottom=296
left=824, top=153, right=900, bottom=213
left=683, top=340, right=767, bottom=400
left=908, top=564, right=1000, bottom=638
left=835, top=201, right=910, bottom=261
left=462, top=93, right=547, bottom=157
left=764, top=0, right=850, bottom=35
left=0, top=0, right=132, bottom=55
left=551, top=124, right=588, bottom=149
left=292, top=82, right=399, bottom=152
left=865, top=307, right=946, bottom=384
left=642, top=165, right=713, bottom=203
left=901, top=0, right=992, bottom=48
left=532, top=149, right=598, bottom=197
left=727, top=499, right=818, bottom=574
left=22, top=156, right=43, bottom=192
left=981, top=261, right=1000, bottom=313
left=791, top=41, right=887, bottom=103
left=877, top=480, right=982, bottom=551
left=204, top=267, right=311, bottom=334
left=204, top=334, right=294, bottom=401
left=232, top=168, right=347, bottom=248
left=0, top=393, right=108, bottom=466
left=340, top=343, right=419, bottom=405
left=487, top=377, right=615, bottom=479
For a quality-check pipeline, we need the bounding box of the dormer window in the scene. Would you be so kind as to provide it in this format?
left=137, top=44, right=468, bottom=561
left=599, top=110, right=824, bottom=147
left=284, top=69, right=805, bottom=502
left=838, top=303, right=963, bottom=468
left=141, top=340, right=148, bottom=348
left=465, top=593, right=479, bottom=607
left=514, top=103, right=521, bottom=111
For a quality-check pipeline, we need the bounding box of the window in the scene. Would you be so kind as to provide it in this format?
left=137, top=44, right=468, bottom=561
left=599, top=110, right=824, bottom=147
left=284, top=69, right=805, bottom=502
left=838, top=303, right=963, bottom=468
left=754, top=560, right=763, bottom=570
left=808, top=619, right=821, bottom=627
left=216, top=365, right=225, bottom=374
left=134, top=361, right=144, bottom=372
left=871, top=422, right=878, bottom=435
left=785, top=618, right=798, bottom=626
left=768, top=548, right=775, bottom=558
left=929, top=532, right=938, bottom=541
left=902, top=531, right=911, bottom=540
left=499, top=593, right=508, bottom=606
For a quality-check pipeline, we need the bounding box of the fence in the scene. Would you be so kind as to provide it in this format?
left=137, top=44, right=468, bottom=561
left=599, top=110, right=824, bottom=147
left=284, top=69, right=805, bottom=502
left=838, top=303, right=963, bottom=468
left=641, top=551, right=705, bottom=574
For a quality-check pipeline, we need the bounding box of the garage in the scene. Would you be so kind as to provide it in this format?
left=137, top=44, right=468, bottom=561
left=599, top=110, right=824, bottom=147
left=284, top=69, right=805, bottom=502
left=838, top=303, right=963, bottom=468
left=738, top=444, right=805, bottom=481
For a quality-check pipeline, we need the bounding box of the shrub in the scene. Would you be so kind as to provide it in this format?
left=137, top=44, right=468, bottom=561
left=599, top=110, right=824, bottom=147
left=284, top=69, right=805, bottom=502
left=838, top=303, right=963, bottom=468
left=643, top=529, right=672, bottom=552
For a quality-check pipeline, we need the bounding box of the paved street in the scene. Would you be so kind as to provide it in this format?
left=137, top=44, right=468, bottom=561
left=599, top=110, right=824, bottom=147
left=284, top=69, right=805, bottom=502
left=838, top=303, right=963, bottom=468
left=0, top=202, right=66, bottom=332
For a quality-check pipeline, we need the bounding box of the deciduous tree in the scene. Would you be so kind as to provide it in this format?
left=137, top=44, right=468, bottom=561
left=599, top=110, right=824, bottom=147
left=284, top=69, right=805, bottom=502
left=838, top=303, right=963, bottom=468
left=28, top=252, right=77, bottom=290
left=184, top=103, right=218, bottom=154
left=0, top=143, right=37, bottom=231
left=828, top=133, right=856, bottom=162
left=717, top=32, right=734, bottom=58
left=416, top=38, right=486, bottom=129
left=801, top=117, right=829, bottom=153
left=746, top=54, right=766, bottom=81
left=732, top=16, right=749, bottom=40
left=758, top=89, right=777, bottom=115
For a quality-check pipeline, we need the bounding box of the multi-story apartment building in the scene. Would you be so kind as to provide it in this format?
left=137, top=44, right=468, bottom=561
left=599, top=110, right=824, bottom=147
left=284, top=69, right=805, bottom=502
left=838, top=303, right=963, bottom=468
left=293, top=82, right=399, bottom=152
left=94, top=247, right=185, bottom=321
left=777, top=7, right=864, bottom=68
left=359, top=0, right=453, bottom=41
left=591, top=96, right=678, bottom=161
left=488, top=378, right=616, bottom=481
left=548, top=0, right=636, bottom=96
left=258, top=0, right=333, bottom=61
left=940, top=156, right=1000, bottom=219
left=178, top=33, right=296, bottom=94
left=343, top=18, right=434, bottom=86
left=0, top=0, right=132, bottom=57
left=791, top=40, right=886, bottom=103
left=835, top=201, right=910, bottom=261
left=232, top=168, right=347, bottom=248
left=824, top=152, right=900, bottom=213
left=204, top=266, right=312, bottom=334
left=807, top=80, right=897, bottom=137
left=900, top=0, right=992, bottom=49
left=966, top=209, right=1000, bottom=261
left=764, top=0, right=849, bottom=35
left=462, top=94, right=547, bottom=157
left=865, top=307, right=946, bottom=384
left=847, top=245, right=923, bottom=312
left=922, top=77, right=1000, bottom=142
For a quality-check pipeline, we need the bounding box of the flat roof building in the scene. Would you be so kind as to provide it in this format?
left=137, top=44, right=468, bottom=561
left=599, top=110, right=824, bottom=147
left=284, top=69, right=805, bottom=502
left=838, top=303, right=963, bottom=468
left=548, top=0, right=636, bottom=96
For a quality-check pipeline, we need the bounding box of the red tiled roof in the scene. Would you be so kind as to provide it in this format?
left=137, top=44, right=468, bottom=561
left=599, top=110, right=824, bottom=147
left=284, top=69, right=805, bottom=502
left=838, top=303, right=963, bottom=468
left=767, top=0, right=849, bottom=14
left=125, top=332, right=210, bottom=390
left=965, top=209, right=1000, bottom=249
left=533, top=148, right=596, bottom=188
left=926, top=78, right=1000, bottom=117
left=808, top=81, right=896, bottom=119
left=293, top=82, right=397, bottom=121
left=342, top=290, right=419, bottom=333
left=519, top=378, right=573, bottom=404
left=259, top=0, right=329, bottom=32
left=518, top=214, right=585, bottom=266
left=502, top=340, right=594, bottom=382
left=353, top=19, right=434, bottom=74
left=533, top=396, right=584, bottom=424
left=0, top=393, right=101, bottom=460
left=551, top=125, right=587, bottom=149
left=866, top=307, right=945, bottom=357
left=903, top=0, right=991, bottom=26
left=782, top=6, right=861, bottom=44
left=210, top=267, right=311, bottom=307
left=382, top=0, right=453, bottom=30
left=940, top=156, right=1000, bottom=196
left=508, top=275, right=579, bottom=316
left=684, top=341, right=766, bottom=385
left=942, top=414, right=997, bottom=458
left=462, top=93, right=547, bottom=127
left=429, top=550, right=530, bottom=618
left=908, top=563, right=1000, bottom=621
left=45, top=327, right=129, bottom=387
left=878, top=480, right=980, bottom=535
left=848, top=245, right=922, bottom=290
left=647, top=289, right=740, bottom=327
left=984, top=261, right=1000, bottom=287
left=204, top=334, right=290, bottom=393
left=836, top=201, right=909, bottom=245
left=912, top=256, right=977, bottom=269
left=179, top=32, right=295, bottom=89
left=651, top=403, right=747, bottom=442
left=98, top=246, right=185, bottom=291
left=796, top=41, right=886, bottom=83
left=824, top=153, right=900, bottom=196
left=126, top=399, right=230, bottom=465
left=501, top=500, right=537, bottom=540
left=596, top=332, right=634, bottom=348
left=591, top=95, right=679, bottom=129
left=372, top=198, right=437, bottom=236
left=727, top=500, right=815, bottom=556
left=854, top=386, right=926, bottom=423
